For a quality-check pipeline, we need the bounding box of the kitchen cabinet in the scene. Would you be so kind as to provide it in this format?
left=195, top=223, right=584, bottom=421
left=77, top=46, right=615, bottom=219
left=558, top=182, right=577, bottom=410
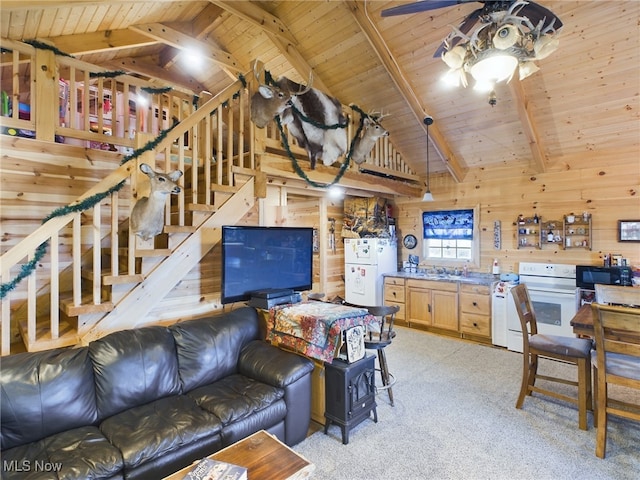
left=383, top=276, right=405, bottom=323
left=563, top=214, right=592, bottom=250
left=459, top=283, right=492, bottom=339
left=406, top=279, right=458, bottom=332
left=384, top=275, right=493, bottom=344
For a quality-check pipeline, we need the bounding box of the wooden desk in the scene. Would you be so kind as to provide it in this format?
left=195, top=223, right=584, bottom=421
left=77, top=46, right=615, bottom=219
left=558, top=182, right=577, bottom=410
left=571, top=304, right=640, bottom=343
left=164, top=430, right=314, bottom=480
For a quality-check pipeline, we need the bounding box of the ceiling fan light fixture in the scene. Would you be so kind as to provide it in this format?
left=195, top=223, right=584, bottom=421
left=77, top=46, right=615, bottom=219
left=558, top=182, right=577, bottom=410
left=469, top=53, right=518, bottom=85
left=436, top=1, right=562, bottom=99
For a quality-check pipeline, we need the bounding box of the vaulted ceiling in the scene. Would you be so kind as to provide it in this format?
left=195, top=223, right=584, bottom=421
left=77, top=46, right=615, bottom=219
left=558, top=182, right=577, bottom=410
left=2, top=1, right=638, bottom=183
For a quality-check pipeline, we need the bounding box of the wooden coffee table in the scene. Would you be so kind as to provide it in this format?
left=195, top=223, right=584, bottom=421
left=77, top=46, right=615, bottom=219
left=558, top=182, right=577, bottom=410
left=164, top=430, right=315, bottom=480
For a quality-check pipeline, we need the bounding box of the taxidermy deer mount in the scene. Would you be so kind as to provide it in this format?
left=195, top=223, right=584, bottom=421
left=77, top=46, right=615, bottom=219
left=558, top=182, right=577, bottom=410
left=130, top=163, right=183, bottom=241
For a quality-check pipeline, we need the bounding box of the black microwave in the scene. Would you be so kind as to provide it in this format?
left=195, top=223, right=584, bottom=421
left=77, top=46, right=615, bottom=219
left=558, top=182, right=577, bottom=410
left=576, top=265, right=632, bottom=290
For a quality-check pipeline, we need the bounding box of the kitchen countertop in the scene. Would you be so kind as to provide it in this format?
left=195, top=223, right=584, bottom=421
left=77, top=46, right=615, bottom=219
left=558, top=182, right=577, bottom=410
left=384, top=271, right=499, bottom=286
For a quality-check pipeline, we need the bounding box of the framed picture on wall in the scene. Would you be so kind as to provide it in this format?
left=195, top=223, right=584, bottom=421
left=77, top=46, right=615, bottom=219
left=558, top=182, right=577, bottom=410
left=618, top=220, right=640, bottom=242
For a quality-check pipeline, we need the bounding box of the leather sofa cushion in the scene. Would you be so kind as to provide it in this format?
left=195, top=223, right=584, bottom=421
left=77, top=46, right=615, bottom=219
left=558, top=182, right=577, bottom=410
left=1, top=347, right=98, bottom=450
left=89, top=326, right=181, bottom=419
left=188, top=374, right=285, bottom=424
left=170, top=307, right=260, bottom=392
left=1, top=426, right=123, bottom=480
left=99, top=395, right=221, bottom=471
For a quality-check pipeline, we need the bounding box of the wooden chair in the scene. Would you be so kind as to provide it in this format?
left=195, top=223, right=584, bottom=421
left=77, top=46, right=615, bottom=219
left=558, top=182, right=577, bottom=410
left=365, top=305, right=400, bottom=406
left=594, top=284, right=639, bottom=306
left=590, top=301, right=640, bottom=458
left=511, top=284, right=593, bottom=430
left=307, top=292, right=326, bottom=301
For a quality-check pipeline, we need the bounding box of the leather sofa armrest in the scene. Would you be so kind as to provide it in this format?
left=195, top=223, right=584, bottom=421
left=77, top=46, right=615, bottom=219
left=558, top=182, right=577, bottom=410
left=238, top=341, right=314, bottom=388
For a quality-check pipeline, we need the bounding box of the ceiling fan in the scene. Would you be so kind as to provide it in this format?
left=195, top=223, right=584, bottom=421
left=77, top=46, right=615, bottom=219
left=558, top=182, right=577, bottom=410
left=381, top=1, right=563, bottom=58
left=382, top=0, right=563, bottom=96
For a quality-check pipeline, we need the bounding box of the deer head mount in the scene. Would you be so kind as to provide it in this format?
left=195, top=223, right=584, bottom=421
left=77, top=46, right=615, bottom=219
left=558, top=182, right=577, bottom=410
left=351, top=113, right=390, bottom=165
left=130, top=163, right=183, bottom=241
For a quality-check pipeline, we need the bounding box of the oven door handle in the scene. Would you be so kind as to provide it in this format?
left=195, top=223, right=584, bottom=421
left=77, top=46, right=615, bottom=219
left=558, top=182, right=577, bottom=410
left=525, top=287, right=577, bottom=299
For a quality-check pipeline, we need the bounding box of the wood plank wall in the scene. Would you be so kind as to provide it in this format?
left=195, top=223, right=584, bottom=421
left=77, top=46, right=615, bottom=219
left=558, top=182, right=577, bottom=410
left=394, top=150, right=640, bottom=275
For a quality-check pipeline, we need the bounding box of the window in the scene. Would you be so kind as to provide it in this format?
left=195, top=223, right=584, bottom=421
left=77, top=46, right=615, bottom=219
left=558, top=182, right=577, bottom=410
left=422, top=207, right=479, bottom=266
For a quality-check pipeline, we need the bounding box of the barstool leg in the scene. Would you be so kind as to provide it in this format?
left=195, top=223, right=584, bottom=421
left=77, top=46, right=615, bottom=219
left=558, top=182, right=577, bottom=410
left=378, top=349, right=394, bottom=406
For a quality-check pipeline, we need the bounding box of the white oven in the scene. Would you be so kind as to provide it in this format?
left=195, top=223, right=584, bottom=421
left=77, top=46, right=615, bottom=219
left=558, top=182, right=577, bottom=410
left=506, top=263, right=578, bottom=353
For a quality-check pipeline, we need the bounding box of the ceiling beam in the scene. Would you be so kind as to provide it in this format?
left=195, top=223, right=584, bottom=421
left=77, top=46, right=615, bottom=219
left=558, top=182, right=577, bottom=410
left=158, top=3, right=225, bottom=70
left=509, top=77, right=547, bottom=173
left=101, top=57, right=207, bottom=94
left=129, top=23, right=245, bottom=79
left=214, top=1, right=330, bottom=93
left=2, top=0, right=179, bottom=7
left=344, top=0, right=467, bottom=183
left=209, top=1, right=298, bottom=46
left=44, top=30, right=157, bottom=56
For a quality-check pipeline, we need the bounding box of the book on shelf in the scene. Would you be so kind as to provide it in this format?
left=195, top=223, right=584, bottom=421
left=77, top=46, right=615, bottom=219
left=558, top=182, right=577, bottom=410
left=183, top=458, right=247, bottom=480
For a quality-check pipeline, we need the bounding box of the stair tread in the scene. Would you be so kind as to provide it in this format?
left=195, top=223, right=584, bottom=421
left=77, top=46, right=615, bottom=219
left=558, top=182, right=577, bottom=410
left=188, top=203, right=217, bottom=213
left=60, top=295, right=115, bottom=317
left=81, top=268, right=143, bottom=285
left=103, top=273, right=145, bottom=285
left=18, top=316, right=79, bottom=352
left=164, top=225, right=198, bottom=233
left=111, top=247, right=173, bottom=257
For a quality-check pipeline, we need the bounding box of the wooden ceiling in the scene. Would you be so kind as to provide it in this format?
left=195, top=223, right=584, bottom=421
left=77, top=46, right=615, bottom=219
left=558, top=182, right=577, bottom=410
left=2, top=1, right=638, bottom=183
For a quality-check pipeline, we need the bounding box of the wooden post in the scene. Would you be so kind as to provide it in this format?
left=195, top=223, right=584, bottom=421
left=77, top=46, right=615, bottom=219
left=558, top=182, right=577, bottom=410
left=34, top=48, right=58, bottom=141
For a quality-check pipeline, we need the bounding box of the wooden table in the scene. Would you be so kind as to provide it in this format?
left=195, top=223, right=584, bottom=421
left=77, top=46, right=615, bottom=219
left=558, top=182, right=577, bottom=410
left=164, top=430, right=315, bottom=480
left=571, top=304, right=640, bottom=343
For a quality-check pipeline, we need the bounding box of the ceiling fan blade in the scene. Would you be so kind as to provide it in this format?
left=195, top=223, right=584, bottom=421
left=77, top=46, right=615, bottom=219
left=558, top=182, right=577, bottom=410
left=433, top=7, right=483, bottom=57
left=381, top=0, right=477, bottom=18
left=518, top=1, right=563, bottom=29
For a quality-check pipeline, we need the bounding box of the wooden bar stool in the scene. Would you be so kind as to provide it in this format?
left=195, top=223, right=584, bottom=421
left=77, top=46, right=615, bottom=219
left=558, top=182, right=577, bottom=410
left=365, top=305, right=400, bottom=406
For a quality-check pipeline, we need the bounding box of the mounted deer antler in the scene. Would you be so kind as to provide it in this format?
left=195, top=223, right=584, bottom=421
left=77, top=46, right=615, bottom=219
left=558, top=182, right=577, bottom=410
left=130, top=163, right=183, bottom=241
left=350, top=111, right=390, bottom=165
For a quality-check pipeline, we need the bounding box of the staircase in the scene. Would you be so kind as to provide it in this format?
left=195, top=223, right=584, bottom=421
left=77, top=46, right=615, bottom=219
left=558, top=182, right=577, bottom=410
left=0, top=75, right=258, bottom=355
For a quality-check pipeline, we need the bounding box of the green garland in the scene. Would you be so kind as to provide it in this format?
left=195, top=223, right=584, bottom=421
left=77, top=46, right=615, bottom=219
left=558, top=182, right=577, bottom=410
left=274, top=104, right=367, bottom=188
left=141, top=86, right=172, bottom=95
left=23, top=39, right=75, bottom=58
left=0, top=242, right=49, bottom=300
left=90, top=70, right=127, bottom=79
left=0, top=123, right=177, bottom=300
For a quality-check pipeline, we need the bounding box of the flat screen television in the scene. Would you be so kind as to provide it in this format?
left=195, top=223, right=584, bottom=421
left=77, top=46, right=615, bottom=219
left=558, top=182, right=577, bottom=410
left=221, top=225, right=314, bottom=304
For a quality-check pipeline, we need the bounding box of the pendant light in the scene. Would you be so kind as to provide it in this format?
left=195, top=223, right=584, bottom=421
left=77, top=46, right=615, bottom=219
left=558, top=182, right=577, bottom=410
left=422, top=115, right=434, bottom=202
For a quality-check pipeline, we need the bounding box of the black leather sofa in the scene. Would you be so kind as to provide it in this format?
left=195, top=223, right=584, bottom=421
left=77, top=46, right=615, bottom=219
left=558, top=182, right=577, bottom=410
left=1, top=307, right=315, bottom=480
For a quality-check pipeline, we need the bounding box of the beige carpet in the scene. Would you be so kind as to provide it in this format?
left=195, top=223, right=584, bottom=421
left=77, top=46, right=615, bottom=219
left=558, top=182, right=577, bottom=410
left=294, top=325, right=640, bottom=480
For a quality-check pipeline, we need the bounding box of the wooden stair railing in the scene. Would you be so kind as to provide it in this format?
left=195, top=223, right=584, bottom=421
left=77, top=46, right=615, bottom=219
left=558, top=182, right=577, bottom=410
left=1, top=76, right=253, bottom=355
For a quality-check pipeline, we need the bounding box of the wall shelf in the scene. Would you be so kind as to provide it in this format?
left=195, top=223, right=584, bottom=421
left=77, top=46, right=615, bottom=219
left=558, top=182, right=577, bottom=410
left=563, top=214, right=592, bottom=250
left=516, top=215, right=542, bottom=249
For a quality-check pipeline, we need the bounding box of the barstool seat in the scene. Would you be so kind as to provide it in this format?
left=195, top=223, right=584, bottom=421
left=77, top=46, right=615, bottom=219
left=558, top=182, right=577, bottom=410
left=364, top=305, right=400, bottom=406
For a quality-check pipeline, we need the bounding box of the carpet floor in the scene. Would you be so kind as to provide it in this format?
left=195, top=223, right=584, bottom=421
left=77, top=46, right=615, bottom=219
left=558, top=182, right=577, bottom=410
left=293, top=325, right=639, bottom=480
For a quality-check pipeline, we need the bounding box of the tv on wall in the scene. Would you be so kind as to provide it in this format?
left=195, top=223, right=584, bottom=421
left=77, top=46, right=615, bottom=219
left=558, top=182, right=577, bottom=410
left=221, top=225, right=314, bottom=304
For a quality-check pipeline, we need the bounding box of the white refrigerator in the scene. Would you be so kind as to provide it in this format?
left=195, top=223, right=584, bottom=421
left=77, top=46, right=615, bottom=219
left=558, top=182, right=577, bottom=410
left=344, top=238, right=398, bottom=306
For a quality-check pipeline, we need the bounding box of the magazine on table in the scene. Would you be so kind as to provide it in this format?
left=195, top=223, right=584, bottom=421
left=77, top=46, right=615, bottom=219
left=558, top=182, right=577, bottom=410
left=183, top=457, right=247, bottom=480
